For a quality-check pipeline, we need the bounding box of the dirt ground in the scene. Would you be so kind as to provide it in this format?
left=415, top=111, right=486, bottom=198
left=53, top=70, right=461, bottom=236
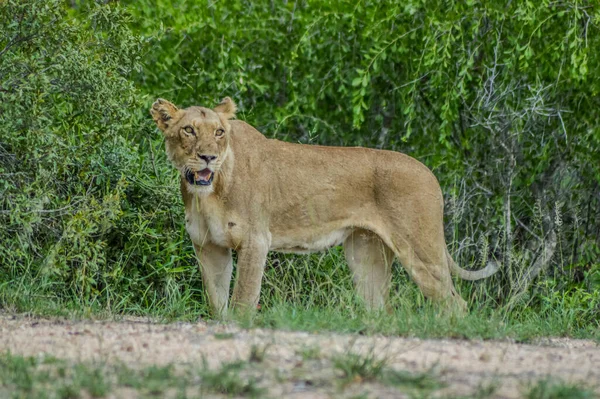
left=1, top=313, right=598, bottom=398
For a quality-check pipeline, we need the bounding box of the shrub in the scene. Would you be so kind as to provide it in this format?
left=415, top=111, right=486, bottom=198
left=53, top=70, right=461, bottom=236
left=0, top=0, right=201, bottom=314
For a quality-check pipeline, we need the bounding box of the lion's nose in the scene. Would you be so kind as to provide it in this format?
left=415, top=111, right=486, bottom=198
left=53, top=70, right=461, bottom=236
left=199, top=154, right=217, bottom=164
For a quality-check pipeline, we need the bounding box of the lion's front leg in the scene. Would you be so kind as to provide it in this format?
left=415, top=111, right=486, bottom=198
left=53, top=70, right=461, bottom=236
left=230, top=236, right=269, bottom=312
left=193, top=242, right=233, bottom=318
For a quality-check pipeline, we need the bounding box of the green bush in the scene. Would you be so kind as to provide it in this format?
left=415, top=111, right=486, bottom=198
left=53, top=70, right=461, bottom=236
left=0, top=0, right=202, bottom=315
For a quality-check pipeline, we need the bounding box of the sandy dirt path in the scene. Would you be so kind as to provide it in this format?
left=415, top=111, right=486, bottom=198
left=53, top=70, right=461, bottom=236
left=0, top=314, right=598, bottom=398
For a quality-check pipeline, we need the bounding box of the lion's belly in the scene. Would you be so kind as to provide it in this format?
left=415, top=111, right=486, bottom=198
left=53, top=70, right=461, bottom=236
left=269, top=228, right=350, bottom=254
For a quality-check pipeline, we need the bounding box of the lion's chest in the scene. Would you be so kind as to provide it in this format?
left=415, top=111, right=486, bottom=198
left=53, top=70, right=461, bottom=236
left=185, top=201, right=236, bottom=248
left=185, top=210, right=209, bottom=246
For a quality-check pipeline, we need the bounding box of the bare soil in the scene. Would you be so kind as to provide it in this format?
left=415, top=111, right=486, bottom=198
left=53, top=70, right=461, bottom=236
left=1, top=313, right=598, bottom=398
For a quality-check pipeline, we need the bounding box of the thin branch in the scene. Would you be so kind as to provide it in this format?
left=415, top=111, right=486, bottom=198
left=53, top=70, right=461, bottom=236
left=0, top=33, right=37, bottom=58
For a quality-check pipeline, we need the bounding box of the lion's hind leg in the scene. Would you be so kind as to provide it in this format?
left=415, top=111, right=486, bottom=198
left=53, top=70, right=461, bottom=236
left=343, top=229, right=395, bottom=311
left=391, top=236, right=467, bottom=313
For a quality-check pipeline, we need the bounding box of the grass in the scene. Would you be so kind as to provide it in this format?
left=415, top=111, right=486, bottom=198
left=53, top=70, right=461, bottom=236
left=525, top=379, right=596, bottom=399
left=0, top=353, right=268, bottom=399
left=333, top=351, right=388, bottom=384
left=0, top=343, right=596, bottom=398
left=383, top=369, right=443, bottom=391
left=1, top=249, right=599, bottom=342
left=116, top=364, right=179, bottom=395
left=469, top=382, right=500, bottom=399
left=333, top=349, right=443, bottom=394
left=297, top=345, right=322, bottom=361
left=0, top=351, right=443, bottom=398
left=248, top=344, right=269, bottom=363
left=199, top=360, right=265, bottom=398
left=6, top=290, right=597, bottom=345
left=243, top=300, right=600, bottom=342
left=0, top=353, right=189, bottom=398
left=2, top=279, right=599, bottom=344
left=214, top=332, right=236, bottom=340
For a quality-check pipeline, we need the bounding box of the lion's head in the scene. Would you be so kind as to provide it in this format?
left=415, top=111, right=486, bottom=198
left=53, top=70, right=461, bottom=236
left=150, top=97, right=237, bottom=195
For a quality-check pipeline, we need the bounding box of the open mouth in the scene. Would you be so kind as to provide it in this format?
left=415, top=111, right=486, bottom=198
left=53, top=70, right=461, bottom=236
left=185, top=168, right=214, bottom=186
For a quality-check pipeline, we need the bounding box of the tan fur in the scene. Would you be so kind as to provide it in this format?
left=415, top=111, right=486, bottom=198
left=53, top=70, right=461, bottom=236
left=150, top=98, right=499, bottom=317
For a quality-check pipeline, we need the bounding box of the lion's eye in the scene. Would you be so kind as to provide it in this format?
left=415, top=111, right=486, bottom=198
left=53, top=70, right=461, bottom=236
left=183, top=126, right=195, bottom=135
left=215, top=128, right=225, bottom=137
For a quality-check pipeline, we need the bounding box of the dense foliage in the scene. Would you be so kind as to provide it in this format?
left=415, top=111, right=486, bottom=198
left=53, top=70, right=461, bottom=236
left=1, top=0, right=599, bottom=327
left=0, top=0, right=200, bottom=315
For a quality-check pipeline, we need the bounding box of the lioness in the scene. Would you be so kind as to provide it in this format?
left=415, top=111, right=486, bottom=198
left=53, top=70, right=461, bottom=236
left=150, top=97, right=498, bottom=316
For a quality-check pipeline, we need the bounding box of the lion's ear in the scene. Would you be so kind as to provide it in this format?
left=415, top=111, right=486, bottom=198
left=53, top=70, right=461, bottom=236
left=213, top=97, right=237, bottom=120
left=150, top=98, right=179, bottom=132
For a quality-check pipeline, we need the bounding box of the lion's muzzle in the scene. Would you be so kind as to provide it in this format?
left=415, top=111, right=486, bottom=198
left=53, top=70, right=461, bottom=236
left=185, top=168, right=214, bottom=186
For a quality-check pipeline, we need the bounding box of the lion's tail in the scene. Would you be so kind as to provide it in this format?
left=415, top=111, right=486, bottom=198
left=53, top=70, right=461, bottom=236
left=446, top=248, right=500, bottom=281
